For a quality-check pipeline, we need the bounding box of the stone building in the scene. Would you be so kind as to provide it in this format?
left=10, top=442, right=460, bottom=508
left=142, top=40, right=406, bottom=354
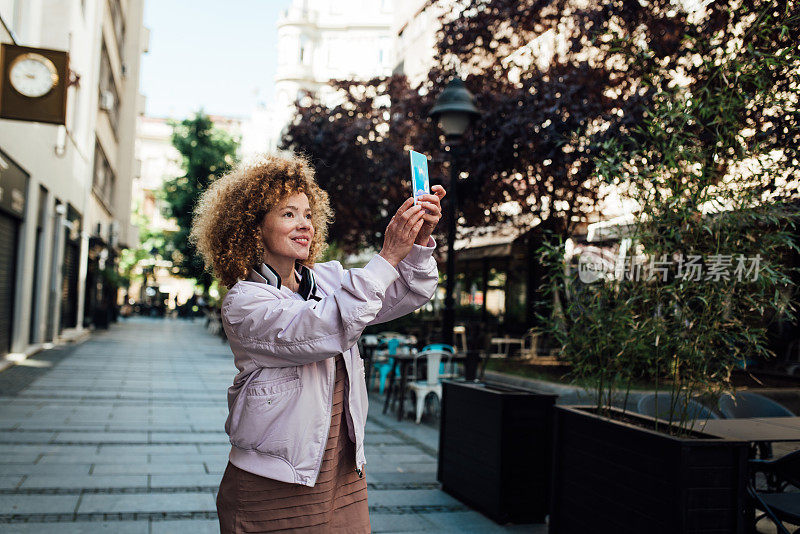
left=242, top=0, right=394, bottom=155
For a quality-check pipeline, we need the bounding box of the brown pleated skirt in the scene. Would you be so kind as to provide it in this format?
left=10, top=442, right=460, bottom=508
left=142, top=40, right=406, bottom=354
left=216, top=355, right=370, bottom=533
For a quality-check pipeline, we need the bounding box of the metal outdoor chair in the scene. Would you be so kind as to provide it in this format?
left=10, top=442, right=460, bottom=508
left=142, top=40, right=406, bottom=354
left=719, top=392, right=795, bottom=459
left=453, top=325, right=468, bottom=355
left=748, top=450, right=800, bottom=533
left=370, top=338, right=404, bottom=394
left=419, top=343, right=457, bottom=380
left=636, top=393, right=719, bottom=422
left=405, top=346, right=456, bottom=424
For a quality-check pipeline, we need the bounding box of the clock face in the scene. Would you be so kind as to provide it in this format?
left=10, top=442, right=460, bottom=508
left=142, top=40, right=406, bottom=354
left=8, top=53, right=59, bottom=98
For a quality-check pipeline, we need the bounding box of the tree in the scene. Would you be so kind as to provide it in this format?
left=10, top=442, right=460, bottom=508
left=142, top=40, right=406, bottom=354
left=161, top=112, right=238, bottom=292
left=281, top=0, right=677, bottom=252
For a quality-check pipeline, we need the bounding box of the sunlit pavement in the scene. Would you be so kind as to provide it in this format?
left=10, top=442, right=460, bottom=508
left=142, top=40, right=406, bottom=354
left=0, top=317, right=541, bottom=533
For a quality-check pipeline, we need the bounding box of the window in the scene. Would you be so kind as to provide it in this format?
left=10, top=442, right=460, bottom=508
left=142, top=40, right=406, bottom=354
left=299, top=35, right=309, bottom=64
left=93, top=141, right=116, bottom=210
left=108, top=0, right=126, bottom=65
left=98, top=44, right=120, bottom=135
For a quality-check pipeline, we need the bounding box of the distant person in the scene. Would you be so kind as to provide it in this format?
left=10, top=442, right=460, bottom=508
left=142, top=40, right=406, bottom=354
left=190, top=152, right=445, bottom=533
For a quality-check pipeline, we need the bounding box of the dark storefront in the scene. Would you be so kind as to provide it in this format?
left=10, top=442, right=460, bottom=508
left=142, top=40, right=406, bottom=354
left=0, top=149, right=28, bottom=356
left=84, top=225, right=118, bottom=330
left=59, top=205, right=81, bottom=333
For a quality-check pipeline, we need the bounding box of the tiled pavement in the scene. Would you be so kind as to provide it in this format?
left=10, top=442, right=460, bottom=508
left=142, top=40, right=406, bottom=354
left=0, top=318, right=542, bottom=533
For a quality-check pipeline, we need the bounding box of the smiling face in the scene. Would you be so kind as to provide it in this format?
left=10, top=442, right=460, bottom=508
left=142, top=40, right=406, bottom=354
left=259, top=192, right=315, bottom=263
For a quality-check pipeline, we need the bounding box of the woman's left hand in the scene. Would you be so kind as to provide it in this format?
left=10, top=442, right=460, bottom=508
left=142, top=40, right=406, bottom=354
left=414, top=185, right=446, bottom=245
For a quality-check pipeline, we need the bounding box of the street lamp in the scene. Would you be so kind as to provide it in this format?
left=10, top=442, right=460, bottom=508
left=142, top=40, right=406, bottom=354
left=429, top=77, right=480, bottom=364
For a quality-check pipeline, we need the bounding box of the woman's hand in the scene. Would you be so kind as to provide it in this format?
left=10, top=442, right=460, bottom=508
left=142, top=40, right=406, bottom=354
left=379, top=198, right=426, bottom=267
left=414, top=185, right=446, bottom=246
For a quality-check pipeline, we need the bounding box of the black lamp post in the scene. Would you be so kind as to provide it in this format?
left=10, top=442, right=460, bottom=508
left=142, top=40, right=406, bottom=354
left=429, top=77, right=480, bottom=358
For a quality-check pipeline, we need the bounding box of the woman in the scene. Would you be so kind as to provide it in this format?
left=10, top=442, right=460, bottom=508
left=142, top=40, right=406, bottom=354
left=190, top=152, right=444, bottom=533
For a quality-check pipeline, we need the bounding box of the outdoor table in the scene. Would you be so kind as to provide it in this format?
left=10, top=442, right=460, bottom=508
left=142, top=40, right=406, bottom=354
left=696, top=417, right=800, bottom=443
left=382, top=353, right=417, bottom=421
left=489, top=336, right=525, bottom=359
left=382, top=352, right=465, bottom=421
left=695, top=417, right=800, bottom=528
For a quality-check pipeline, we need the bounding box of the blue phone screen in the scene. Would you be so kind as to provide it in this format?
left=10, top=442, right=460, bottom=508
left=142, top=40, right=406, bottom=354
left=410, top=150, right=430, bottom=203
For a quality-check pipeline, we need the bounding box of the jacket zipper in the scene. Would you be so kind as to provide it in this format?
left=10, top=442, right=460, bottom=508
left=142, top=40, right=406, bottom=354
left=311, top=356, right=335, bottom=483
left=342, top=353, right=363, bottom=478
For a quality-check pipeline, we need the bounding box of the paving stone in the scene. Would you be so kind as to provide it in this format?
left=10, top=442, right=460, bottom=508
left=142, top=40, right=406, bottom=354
left=97, top=445, right=199, bottom=455
left=0, top=494, right=79, bottom=514
left=366, top=471, right=438, bottom=485
left=15, top=422, right=107, bottom=430
left=0, top=452, right=41, bottom=464
left=147, top=453, right=226, bottom=464
left=0, top=475, right=22, bottom=489
left=0, top=444, right=96, bottom=455
left=150, top=519, right=220, bottom=533
left=0, top=432, right=56, bottom=443
left=364, top=434, right=405, bottom=445
left=78, top=492, right=216, bottom=513
left=92, top=463, right=208, bottom=475
left=148, top=432, right=228, bottom=443
left=366, top=453, right=437, bottom=465
left=54, top=431, right=148, bottom=443
left=150, top=473, right=222, bottom=488
left=37, top=453, right=149, bottom=464
left=368, top=489, right=462, bottom=507
left=197, top=444, right=231, bottom=454
left=370, top=512, right=436, bottom=532
left=21, top=474, right=148, bottom=489
left=376, top=462, right=438, bottom=474
left=0, top=463, right=91, bottom=475
left=0, top=521, right=147, bottom=533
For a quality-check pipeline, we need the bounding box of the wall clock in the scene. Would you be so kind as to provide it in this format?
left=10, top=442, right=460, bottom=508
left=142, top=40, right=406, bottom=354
left=0, top=43, right=69, bottom=124
left=8, top=52, right=60, bottom=98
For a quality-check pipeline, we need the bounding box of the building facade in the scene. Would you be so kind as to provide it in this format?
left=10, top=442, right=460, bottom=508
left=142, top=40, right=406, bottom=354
left=0, top=0, right=147, bottom=358
left=392, top=0, right=446, bottom=88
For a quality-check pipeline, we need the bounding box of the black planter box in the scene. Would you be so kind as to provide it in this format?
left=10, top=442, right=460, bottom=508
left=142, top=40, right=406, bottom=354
left=550, top=405, right=748, bottom=534
left=438, top=380, right=557, bottom=524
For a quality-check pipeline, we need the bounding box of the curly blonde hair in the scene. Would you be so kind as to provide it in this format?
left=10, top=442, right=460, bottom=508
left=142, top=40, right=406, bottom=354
left=190, top=152, right=333, bottom=289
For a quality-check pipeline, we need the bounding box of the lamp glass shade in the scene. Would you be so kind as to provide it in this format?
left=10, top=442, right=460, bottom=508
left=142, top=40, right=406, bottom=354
left=437, top=111, right=471, bottom=137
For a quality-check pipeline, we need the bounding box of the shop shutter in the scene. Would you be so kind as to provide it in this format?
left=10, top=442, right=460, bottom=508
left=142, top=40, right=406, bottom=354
left=0, top=213, right=19, bottom=355
left=60, top=241, right=80, bottom=331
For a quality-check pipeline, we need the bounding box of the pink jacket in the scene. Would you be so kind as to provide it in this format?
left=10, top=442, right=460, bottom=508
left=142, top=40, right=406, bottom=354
left=221, top=238, right=438, bottom=486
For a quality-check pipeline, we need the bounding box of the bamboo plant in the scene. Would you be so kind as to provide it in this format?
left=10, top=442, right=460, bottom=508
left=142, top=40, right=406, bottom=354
left=539, top=0, right=799, bottom=435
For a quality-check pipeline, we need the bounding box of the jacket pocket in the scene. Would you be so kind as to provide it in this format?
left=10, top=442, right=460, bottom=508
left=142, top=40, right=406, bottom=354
left=230, top=375, right=302, bottom=454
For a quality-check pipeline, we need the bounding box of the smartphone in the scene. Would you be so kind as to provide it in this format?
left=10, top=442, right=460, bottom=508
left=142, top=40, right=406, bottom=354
left=409, top=150, right=430, bottom=205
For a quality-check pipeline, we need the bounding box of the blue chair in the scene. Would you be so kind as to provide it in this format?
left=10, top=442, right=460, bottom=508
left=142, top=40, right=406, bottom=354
left=371, top=338, right=401, bottom=394
left=637, top=393, right=719, bottom=422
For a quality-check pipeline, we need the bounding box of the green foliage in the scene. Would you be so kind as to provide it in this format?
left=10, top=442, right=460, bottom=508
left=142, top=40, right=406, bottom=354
left=540, top=0, right=800, bottom=434
left=118, top=199, right=166, bottom=289
left=161, top=112, right=239, bottom=291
